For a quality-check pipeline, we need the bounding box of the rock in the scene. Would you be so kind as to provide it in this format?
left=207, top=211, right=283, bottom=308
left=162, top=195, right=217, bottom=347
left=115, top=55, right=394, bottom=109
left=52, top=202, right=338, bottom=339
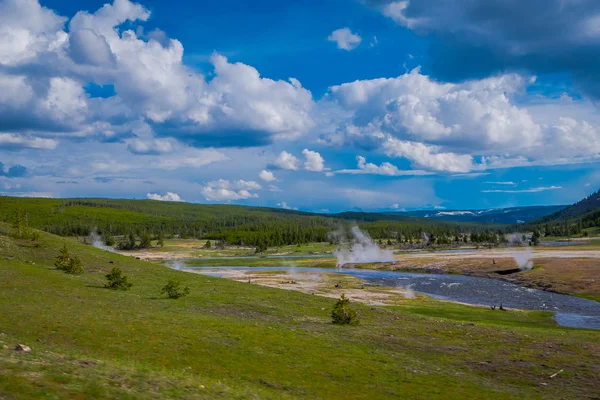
left=2, top=344, right=8, bottom=349
left=15, top=344, right=31, bottom=352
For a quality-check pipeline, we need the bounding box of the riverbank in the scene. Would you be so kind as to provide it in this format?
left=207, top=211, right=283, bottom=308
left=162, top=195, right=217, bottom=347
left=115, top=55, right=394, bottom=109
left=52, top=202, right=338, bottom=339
left=166, top=246, right=600, bottom=301
left=184, top=266, right=600, bottom=329
left=353, top=253, right=600, bottom=301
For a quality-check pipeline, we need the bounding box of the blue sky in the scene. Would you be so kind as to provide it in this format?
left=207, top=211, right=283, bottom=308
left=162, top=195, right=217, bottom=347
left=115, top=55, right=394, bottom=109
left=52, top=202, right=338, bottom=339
left=1, top=0, right=599, bottom=212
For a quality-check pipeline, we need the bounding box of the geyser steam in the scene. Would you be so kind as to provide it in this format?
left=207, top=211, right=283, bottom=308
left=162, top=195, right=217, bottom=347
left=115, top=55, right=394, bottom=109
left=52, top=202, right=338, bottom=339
left=513, top=247, right=533, bottom=271
left=90, top=231, right=116, bottom=253
left=332, top=226, right=394, bottom=266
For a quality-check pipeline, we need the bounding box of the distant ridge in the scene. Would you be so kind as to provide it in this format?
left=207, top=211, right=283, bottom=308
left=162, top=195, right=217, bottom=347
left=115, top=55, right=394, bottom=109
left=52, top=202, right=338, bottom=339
left=387, top=205, right=566, bottom=224
left=533, top=189, right=600, bottom=223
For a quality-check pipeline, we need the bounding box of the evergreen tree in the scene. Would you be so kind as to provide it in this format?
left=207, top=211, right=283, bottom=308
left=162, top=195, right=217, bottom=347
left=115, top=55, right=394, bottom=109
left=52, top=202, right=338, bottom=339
left=11, top=207, right=27, bottom=238
left=531, top=230, right=541, bottom=246
left=331, top=294, right=359, bottom=325
left=161, top=280, right=190, bottom=299
left=65, top=256, right=84, bottom=275
left=140, top=233, right=152, bottom=249
left=104, top=268, right=132, bottom=290
left=54, top=244, right=71, bottom=271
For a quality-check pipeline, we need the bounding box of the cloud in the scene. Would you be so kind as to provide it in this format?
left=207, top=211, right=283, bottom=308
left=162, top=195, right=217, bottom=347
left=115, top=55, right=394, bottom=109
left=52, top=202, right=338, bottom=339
left=322, top=69, right=600, bottom=171
left=382, top=137, right=474, bottom=173
left=68, top=29, right=116, bottom=66
left=157, top=148, right=228, bottom=170
left=484, top=181, right=516, bottom=185
left=328, top=27, right=362, bottom=50
left=277, top=201, right=298, bottom=210
left=0, top=0, right=315, bottom=149
left=336, top=155, right=431, bottom=176
left=127, top=138, right=174, bottom=155
left=301, top=149, right=325, bottom=172
left=146, top=191, right=183, bottom=201
left=482, top=186, right=563, bottom=194
left=367, top=0, right=600, bottom=98
left=259, top=169, right=276, bottom=182
left=268, top=184, right=282, bottom=192
left=0, top=133, right=58, bottom=150
left=273, top=151, right=300, bottom=170
left=200, top=179, right=261, bottom=201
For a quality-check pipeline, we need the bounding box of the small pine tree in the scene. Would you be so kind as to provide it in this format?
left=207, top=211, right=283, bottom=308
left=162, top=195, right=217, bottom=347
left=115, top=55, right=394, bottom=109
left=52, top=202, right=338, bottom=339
left=128, top=232, right=136, bottom=249
left=65, top=256, right=84, bottom=275
left=11, top=207, right=29, bottom=239
left=140, top=233, right=152, bottom=249
left=54, top=244, right=71, bottom=271
left=161, top=280, right=190, bottom=299
left=331, top=294, right=359, bottom=325
left=255, top=239, right=267, bottom=254
left=531, top=230, right=541, bottom=246
left=104, top=268, right=132, bottom=290
left=157, top=231, right=164, bottom=247
left=203, top=240, right=212, bottom=249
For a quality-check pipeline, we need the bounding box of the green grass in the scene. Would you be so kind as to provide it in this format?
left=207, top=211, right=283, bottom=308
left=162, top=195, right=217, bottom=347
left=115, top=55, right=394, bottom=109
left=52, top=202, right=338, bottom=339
left=1, top=224, right=599, bottom=399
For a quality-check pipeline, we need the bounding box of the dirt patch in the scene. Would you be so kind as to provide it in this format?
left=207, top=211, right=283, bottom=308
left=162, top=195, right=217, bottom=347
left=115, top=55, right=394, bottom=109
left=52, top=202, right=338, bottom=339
left=185, top=269, right=417, bottom=306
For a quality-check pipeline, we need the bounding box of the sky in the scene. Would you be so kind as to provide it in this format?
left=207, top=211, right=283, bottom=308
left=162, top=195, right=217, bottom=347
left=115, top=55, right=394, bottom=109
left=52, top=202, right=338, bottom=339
left=1, top=0, right=600, bottom=213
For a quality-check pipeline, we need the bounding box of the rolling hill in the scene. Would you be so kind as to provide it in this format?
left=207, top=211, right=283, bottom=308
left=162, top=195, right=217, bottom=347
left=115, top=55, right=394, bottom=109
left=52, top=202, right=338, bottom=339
left=0, top=197, right=490, bottom=246
left=534, top=189, right=600, bottom=223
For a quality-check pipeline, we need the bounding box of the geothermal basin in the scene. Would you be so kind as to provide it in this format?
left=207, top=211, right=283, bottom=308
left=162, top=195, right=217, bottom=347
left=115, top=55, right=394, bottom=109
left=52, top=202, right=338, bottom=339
left=183, top=264, right=600, bottom=330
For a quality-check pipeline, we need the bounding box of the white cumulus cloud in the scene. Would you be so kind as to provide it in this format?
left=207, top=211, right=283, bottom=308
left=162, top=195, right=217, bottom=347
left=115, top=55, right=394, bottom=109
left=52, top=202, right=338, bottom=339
left=200, top=179, right=261, bottom=201
left=259, top=169, right=276, bottom=182
left=328, top=28, right=362, bottom=50
left=273, top=151, right=300, bottom=170
left=277, top=201, right=298, bottom=210
left=336, top=155, right=431, bottom=176
left=302, top=149, right=325, bottom=172
left=147, top=192, right=183, bottom=201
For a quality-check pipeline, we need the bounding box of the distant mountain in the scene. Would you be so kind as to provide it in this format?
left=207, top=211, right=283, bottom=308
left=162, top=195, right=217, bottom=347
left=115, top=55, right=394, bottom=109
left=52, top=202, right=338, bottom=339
left=387, top=205, right=567, bottom=224
left=534, top=189, right=600, bottom=223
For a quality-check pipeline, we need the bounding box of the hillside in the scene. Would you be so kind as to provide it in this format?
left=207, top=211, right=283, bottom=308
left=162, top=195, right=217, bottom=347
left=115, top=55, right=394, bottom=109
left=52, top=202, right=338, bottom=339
left=535, top=189, right=600, bottom=223
left=0, top=197, right=493, bottom=246
left=1, top=223, right=599, bottom=399
left=389, top=205, right=566, bottom=224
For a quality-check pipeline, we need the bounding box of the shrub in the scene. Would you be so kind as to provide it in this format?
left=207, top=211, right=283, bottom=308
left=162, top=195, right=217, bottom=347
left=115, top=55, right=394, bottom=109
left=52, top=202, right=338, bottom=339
left=65, top=256, right=84, bottom=275
left=331, top=294, right=359, bottom=325
left=161, top=280, right=190, bottom=299
left=55, top=244, right=84, bottom=274
left=104, top=268, right=132, bottom=290
left=55, top=244, right=72, bottom=271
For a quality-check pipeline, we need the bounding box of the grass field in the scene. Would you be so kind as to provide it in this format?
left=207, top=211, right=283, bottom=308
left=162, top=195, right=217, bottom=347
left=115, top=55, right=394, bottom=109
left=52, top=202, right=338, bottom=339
left=1, top=223, right=599, bottom=399
left=122, top=239, right=339, bottom=259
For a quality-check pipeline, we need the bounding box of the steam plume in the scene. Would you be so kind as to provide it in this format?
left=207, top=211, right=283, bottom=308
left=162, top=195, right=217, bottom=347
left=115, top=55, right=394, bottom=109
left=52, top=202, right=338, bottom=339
left=513, top=246, right=534, bottom=271
left=332, top=226, right=394, bottom=266
left=90, top=231, right=116, bottom=253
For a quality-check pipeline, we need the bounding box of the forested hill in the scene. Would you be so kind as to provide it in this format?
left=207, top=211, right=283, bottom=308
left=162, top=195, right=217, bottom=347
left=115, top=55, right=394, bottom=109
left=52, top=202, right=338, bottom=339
left=518, top=189, right=600, bottom=237
left=0, top=197, right=493, bottom=246
left=533, top=189, right=600, bottom=223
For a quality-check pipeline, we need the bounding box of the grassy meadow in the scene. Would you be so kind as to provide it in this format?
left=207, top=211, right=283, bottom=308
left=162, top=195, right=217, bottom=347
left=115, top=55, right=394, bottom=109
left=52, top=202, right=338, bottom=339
left=1, top=222, right=599, bottom=399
